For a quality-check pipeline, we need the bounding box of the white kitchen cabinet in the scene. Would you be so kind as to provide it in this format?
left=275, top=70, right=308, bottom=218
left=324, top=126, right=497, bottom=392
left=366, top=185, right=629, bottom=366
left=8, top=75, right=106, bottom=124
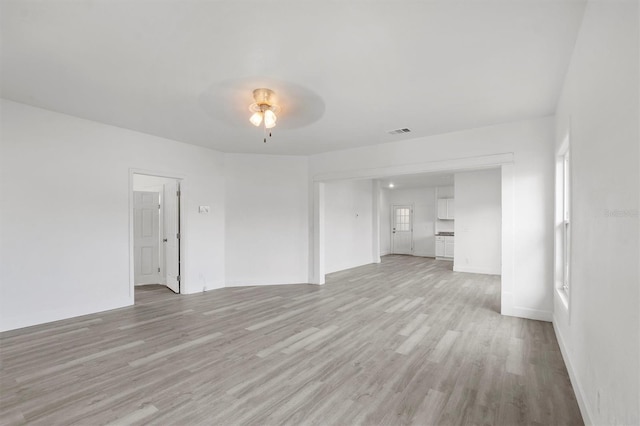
left=444, top=236, right=455, bottom=258
left=435, top=235, right=454, bottom=259
left=435, top=236, right=445, bottom=257
left=437, top=198, right=455, bottom=220
left=446, top=199, right=455, bottom=219
left=437, top=199, right=447, bottom=219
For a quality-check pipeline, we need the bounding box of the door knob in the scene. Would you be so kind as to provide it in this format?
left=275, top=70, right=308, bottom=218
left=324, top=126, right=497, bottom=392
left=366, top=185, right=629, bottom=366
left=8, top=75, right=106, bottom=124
left=163, top=238, right=168, bottom=242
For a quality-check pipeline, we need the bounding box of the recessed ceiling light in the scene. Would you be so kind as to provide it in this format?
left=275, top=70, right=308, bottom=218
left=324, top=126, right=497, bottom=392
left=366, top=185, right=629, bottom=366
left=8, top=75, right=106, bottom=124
left=388, top=183, right=395, bottom=188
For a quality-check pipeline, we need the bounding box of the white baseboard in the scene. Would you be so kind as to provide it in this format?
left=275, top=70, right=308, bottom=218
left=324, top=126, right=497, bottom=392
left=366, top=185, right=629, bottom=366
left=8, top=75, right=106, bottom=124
left=182, top=282, right=225, bottom=294
left=505, top=306, right=553, bottom=322
left=0, top=297, right=133, bottom=333
left=453, top=265, right=501, bottom=275
left=413, top=252, right=436, bottom=258
left=553, top=319, right=594, bottom=425
left=326, top=260, right=375, bottom=275
left=380, top=252, right=435, bottom=259
left=224, top=277, right=308, bottom=288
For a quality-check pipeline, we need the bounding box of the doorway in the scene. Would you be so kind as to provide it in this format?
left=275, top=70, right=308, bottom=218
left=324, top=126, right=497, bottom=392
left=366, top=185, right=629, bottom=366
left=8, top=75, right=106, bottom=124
left=392, top=205, right=413, bottom=255
left=311, top=154, right=514, bottom=317
left=133, top=190, right=161, bottom=284
left=132, top=173, right=181, bottom=294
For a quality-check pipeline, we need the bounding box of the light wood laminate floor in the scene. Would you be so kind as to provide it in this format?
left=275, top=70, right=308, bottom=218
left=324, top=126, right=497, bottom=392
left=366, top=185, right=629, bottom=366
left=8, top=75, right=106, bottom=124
left=0, top=255, right=582, bottom=425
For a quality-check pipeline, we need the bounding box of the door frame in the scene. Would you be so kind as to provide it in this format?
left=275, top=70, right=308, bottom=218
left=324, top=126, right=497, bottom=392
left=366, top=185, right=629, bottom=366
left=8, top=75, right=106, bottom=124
left=391, top=203, right=414, bottom=255
left=129, top=169, right=186, bottom=300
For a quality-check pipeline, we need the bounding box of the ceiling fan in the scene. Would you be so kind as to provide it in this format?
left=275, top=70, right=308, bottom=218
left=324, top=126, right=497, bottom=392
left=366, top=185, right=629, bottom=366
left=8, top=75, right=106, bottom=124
left=248, top=88, right=280, bottom=143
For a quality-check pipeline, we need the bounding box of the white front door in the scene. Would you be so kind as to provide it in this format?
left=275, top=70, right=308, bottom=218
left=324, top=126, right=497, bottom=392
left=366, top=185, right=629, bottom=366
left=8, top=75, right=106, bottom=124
left=392, top=205, right=413, bottom=255
left=163, top=180, right=180, bottom=293
left=134, top=191, right=161, bottom=284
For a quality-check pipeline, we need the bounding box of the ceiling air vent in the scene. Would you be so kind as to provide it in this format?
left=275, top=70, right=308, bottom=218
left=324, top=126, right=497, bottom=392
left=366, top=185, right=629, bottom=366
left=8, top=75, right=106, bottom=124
left=387, top=128, right=411, bottom=135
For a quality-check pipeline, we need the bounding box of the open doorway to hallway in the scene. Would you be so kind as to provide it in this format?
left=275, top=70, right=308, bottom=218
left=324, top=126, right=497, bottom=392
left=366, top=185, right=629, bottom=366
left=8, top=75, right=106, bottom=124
left=321, top=167, right=502, bottom=290
left=379, top=169, right=502, bottom=276
left=132, top=173, right=182, bottom=295
left=380, top=173, right=455, bottom=260
left=313, top=154, right=526, bottom=318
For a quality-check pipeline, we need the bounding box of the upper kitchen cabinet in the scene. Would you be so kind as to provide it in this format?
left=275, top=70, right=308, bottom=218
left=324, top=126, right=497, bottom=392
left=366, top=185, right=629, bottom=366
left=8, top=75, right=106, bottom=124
left=437, top=198, right=455, bottom=220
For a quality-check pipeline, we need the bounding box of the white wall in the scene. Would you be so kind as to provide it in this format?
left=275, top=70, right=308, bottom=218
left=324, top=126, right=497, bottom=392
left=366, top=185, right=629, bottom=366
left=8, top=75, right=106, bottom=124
left=553, top=1, right=639, bottom=424
left=0, top=100, right=226, bottom=331
left=0, top=101, right=313, bottom=331
left=379, top=186, right=391, bottom=255
left=382, top=187, right=437, bottom=257
left=324, top=179, right=374, bottom=274
left=224, top=154, right=309, bottom=286
left=453, top=169, right=501, bottom=274
left=310, top=116, right=555, bottom=321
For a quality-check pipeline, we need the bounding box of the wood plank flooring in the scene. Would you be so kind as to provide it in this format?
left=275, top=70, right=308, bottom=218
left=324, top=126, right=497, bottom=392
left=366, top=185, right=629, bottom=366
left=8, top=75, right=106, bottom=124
left=0, top=255, right=583, bottom=425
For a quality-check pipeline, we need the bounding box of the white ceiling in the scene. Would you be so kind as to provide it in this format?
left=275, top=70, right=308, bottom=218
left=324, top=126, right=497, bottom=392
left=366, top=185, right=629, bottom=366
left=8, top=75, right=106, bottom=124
left=0, top=0, right=586, bottom=155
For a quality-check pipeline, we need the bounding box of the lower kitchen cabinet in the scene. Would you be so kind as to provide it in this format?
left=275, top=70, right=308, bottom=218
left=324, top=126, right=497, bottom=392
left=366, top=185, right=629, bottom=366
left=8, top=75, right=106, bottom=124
left=435, top=237, right=445, bottom=257
left=435, top=236, right=454, bottom=259
left=444, top=237, right=455, bottom=258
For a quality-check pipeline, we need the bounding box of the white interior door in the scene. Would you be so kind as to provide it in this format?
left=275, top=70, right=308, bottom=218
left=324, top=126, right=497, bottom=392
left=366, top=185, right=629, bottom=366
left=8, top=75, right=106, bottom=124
left=134, top=191, right=161, bottom=284
left=392, top=205, right=413, bottom=255
left=163, top=180, right=180, bottom=293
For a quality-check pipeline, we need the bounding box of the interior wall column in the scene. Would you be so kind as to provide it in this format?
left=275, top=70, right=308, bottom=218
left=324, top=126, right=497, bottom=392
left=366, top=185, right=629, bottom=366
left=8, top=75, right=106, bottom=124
left=312, top=181, right=325, bottom=285
left=372, top=180, right=381, bottom=264
left=501, top=164, right=515, bottom=317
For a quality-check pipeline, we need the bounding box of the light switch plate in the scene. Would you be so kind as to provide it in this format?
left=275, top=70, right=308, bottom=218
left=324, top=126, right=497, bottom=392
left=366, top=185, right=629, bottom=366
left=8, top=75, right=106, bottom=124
left=199, top=206, right=210, bottom=213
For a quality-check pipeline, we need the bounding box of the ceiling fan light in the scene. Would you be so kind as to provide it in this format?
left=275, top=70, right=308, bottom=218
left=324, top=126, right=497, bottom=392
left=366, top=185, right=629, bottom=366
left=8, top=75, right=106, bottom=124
left=249, top=111, right=263, bottom=127
left=264, top=109, right=277, bottom=128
